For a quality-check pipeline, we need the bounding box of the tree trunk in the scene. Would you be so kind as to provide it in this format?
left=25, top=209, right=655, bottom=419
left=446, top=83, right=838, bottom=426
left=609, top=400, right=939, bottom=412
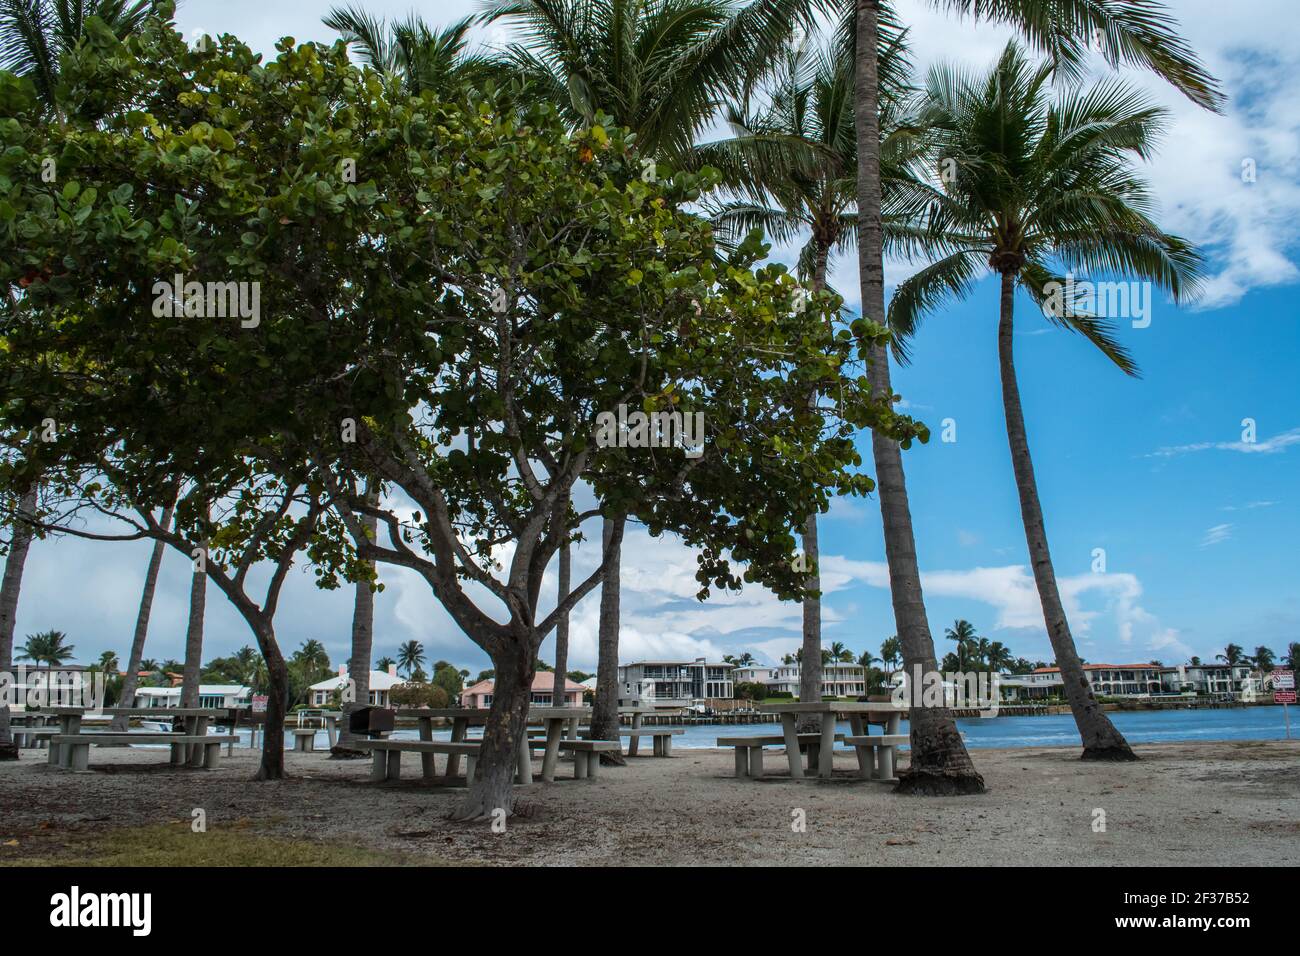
left=997, top=270, right=1136, bottom=760
left=112, top=499, right=175, bottom=731
left=853, top=0, right=983, bottom=794
left=452, top=640, right=533, bottom=821
left=333, top=499, right=377, bottom=757
left=254, top=625, right=289, bottom=781
left=590, top=513, right=627, bottom=764
left=180, top=552, right=207, bottom=709
left=552, top=538, right=571, bottom=710
left=0, top=484, right=38, bottom=758
left=798, top=242, right=835, bottom=733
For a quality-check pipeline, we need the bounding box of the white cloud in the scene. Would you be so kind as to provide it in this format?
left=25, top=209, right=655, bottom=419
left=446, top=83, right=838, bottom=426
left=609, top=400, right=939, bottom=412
left=1200, top=523, right=1234, bottom=548
left=1151, top=425, right=1300, bottom=457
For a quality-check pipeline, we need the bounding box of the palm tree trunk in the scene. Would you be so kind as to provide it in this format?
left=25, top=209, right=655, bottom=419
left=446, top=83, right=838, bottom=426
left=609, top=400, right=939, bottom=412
left=997, top=270, right=1136, bottom=760
left=590, top=513, right=627, bottom=764
left=112, top=499, right=176, bottom=731
left=797, top=243, right=831, bottom=733
left=0, top=484, right=39, bottom=757
left=180, top=557, right=206, bottom=708
left=334, top=493, right=377, bottom=757
left=552, top=537, right=572, bottom=715
left=853, top=0, right=983, bottom=793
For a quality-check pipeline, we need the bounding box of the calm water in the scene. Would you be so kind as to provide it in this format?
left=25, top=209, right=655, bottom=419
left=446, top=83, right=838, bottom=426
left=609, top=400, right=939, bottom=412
left=268, top=705, right=1295, bottom=751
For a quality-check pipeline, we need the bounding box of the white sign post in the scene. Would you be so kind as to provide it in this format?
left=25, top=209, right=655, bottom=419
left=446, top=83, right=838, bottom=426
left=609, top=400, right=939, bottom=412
left=1273, top=669, right=1294, bottom=739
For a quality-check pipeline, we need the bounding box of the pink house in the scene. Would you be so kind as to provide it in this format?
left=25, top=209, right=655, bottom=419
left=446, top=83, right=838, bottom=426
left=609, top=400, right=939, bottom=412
left=460, top=673, right=585, bottom=708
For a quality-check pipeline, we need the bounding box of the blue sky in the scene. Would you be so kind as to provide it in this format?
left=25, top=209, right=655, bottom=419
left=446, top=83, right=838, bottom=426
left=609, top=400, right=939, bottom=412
left=10, top=1, right=1299, bottom=674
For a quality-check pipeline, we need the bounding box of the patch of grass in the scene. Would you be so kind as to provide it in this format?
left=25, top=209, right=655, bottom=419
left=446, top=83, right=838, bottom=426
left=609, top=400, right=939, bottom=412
left=2, top=820, right=450, bottom=867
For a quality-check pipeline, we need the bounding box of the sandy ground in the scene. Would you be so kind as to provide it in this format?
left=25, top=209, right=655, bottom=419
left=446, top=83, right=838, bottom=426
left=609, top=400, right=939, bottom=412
left=1, top=740, right=1297, bottom=866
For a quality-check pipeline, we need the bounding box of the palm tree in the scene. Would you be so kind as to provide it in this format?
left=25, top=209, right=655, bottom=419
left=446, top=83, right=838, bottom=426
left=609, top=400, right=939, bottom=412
left=986, top=641, right=1014, bottom=674
left=1216, top=644, right=1245, bottom=667
left=943, top=620, right=976, bottom=672
left=482, top=0, right=816, bottom=161
left=335, top=488, right=378, bottom=756
left=97, top=649, right=118, bottom=672
left=850, top=0, right=1221, bottom=787
left=857, top=649, right=879, bottom=668
left=180, top=529, right=207, bottom=708
left=1284, top=644, right=1300, bottom=673
left=698, top=25, right=913, bottom=733
left=0, top=0, right=156, bottom=112
left=0, top=484, right=38, bottom=756
left=890, top=42, right=1205, bottom=760
left=113, top=496, right=176, bottom=732
left=17, top=629, right=74, bottom=665
left=484, top=0, right=815, bottom=750
left=375, top=655, right=396, bottom=672
left=396, top=640, right=425, bottom=679
left=1250, top=646, right=1275, bottom=672
left=880, top=634, right=901, bottom=671
left=323, top=6, right=504, bottom=95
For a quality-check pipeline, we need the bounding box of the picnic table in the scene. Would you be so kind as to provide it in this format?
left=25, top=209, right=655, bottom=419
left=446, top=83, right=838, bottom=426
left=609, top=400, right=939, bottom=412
left=43, top=706, right=231, bottom=769
left=614, top=707, right=683, bottom=756
left=757, top=702, right=906, bottom=780
left=395, top=706, right=592, bottom=784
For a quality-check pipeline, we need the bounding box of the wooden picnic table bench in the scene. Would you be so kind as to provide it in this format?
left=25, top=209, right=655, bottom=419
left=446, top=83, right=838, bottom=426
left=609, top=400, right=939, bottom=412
left=50, top=733, right=237, bottom=772
left=719, top=733, right=846, bottom=778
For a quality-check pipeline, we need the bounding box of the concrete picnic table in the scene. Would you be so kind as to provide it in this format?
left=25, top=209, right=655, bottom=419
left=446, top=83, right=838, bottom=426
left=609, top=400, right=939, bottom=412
left=38, top=706, right=229, bottom=768
left=100, top=707, right=231, bottom=766
left=395, top=706, right=592, bottom=784
left=757, top=702, right=906, bottom=780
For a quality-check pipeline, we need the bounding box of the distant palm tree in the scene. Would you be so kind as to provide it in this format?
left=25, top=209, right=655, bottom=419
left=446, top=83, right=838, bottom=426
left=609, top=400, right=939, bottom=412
left=0, top=0, right=156, bottom=112
left=944, top=620, right=977, bottom=672
left=890, top=43, right=1203, bottom=760
left=985, top=641, right=1014, bottom=674
left=323, top=6, right=504, bottom=95
left=880, top=635, right=901, bottom=671
left=1216, top=644, right=1245, bottom=666
left=829, top=641, right=849, bottom=662
left=16, top=629, right=74, bottom=666
left=857, top=649, right=879, bottom=669
left=396, top=641, right=425, bottom=678
left=1250, top=646, right=1275, bottom=672
left=1284, top=644, right=1300, bottom=673
left=1189, top=656, right=1202, bottom=667
left=97, top=649, right=119, bottom=673
left=376, top=655, right=396, bottom=672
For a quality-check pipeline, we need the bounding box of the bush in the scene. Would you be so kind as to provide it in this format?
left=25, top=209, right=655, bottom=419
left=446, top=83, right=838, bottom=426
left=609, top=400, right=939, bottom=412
left=390, top=683, right=450, bottom=709
left=734, top=681, right=768, bottom=701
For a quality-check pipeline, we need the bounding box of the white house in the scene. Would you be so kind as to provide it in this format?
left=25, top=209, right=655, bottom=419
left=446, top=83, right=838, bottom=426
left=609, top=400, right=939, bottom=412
left=733, top=662, right=869, bottom=698
left=308, top=664, right=406, bottom=707
left=617, top=659, right=734, bottom=707
left=133, top=685, right=251, bottom=709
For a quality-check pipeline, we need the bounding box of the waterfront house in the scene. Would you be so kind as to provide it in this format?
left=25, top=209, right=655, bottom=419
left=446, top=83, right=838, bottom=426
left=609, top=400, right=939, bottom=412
left=732, top=665, right=775, bottom=685
left=308, top=664, right=407, bottom=707
left=1167, top=663, right=1254, bottom=698
left=760, top=663, right=868, bottom=698
left=617, top=659, right=734, bottom=707
left=460, top=673, right=584, bottom=708
left=133, top=685, right=252, bottom=709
